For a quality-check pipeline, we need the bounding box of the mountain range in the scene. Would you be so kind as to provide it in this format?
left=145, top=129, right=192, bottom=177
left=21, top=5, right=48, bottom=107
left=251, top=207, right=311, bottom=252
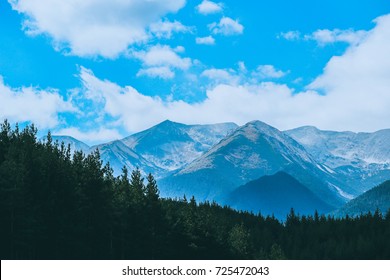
left=158, top=120, right=346, bottom=209
left=52, top=120, right=390, bottom=218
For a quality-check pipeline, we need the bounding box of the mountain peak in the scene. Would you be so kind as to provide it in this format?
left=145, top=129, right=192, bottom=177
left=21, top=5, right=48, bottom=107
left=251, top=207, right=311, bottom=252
left=235, top=120, right=281, bottom=142
left=156, top=119, right=183, bottom=127
left=148, top=120, right=187, bottom=135
left=245, top=120, right=279, bottom=131
left=120, top=120, right=239, bottom=174
left=247, top=119, right=271, bottom=126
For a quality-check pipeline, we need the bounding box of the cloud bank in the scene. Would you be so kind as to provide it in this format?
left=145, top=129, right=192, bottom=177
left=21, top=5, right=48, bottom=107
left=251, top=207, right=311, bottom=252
left=280, top=27, right=368, bottom=46
left=0, top=77, right=75, bottom=128
left=8, top=0, right=186, bottom=57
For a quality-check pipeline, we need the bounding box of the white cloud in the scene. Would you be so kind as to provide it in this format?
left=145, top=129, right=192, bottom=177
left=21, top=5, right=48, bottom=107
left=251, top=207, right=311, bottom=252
left=307, top=14, right=390, bottom=131
left=196, top=36, right=216, bottom=45
left=132, top=45, right=192, bottom=70
left=78, top=67, right=167, bottom=132
left=201, top=68, right=238, bottom=84
left=174, top=46, right=186, bottom=53
left=55, top=127, right=123, bottom=144
left=278, top=31, right=301, bottom=40
left=280, top=28, right=368, bottom=46
left=305, top=28, right=368, bottom=46
left=254, top=65, right=287, bottom=79
left=8, top=0, right=186, bottom=57
left=209, top=17, right=244, bottom=36
left=201, top=64, right=286, bottom=85
left=196, top=0, right=223, bottom=15
left=0, top=76, right=75, bottom=128
left=238, top=61, right=247, bottom=73
left=149, top=19, right=192, bottom=39
left=77, top=67, right=312, bottom=132
left=137, top=66, right=175, bottom=79
left=132, top=45, right=192, bottom=80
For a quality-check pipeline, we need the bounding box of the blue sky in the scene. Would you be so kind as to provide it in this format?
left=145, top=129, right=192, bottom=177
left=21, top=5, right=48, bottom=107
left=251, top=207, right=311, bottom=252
left=1, top=0, right=390, bottom=144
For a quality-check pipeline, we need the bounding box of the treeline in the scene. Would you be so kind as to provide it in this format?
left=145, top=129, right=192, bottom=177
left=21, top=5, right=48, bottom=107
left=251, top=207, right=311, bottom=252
left=0, top=121, right=390, bottom=260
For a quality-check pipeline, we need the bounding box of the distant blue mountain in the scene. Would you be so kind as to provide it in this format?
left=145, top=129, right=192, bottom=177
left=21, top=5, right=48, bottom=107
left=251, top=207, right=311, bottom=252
left=226, top=171, right=333, bottom=219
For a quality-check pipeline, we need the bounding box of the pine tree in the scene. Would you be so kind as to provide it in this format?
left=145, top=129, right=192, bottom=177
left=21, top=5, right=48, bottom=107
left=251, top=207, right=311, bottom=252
left=129, top=168, right=145, bottom=206
left=144, top=173, right=163, bottom=259
left=146, top=173, right=159, bottom=202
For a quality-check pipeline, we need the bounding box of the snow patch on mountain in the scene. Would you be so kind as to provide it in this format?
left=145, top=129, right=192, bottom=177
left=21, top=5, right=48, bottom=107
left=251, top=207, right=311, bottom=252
left=329, top=183, right=354, bottom=200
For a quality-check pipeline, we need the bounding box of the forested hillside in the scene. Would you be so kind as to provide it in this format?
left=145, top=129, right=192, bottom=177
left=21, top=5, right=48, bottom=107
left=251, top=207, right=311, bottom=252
left=334, top=180, right=390, bottom=217
left=1, top=121, right=390, bottom=260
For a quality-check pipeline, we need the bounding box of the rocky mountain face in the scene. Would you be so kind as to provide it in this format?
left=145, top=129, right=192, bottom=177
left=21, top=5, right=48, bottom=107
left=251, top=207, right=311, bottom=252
left=52, top=136, right=90, bottom=154
left=121, top=120, right=238, bottom=173
left=286, top=126, right=390, bottom=193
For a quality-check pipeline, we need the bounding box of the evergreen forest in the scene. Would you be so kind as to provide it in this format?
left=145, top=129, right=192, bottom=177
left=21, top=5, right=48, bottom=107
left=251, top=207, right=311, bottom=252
left=1, top=121, right=390, bottom=260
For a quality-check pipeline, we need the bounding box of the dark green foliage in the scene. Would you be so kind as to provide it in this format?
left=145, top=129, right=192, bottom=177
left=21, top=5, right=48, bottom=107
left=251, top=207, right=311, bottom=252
left=0, top=121, right=390, bottom=260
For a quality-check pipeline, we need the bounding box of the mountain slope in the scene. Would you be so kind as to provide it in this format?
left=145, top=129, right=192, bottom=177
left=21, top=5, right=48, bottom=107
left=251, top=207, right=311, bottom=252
left=286, top=126, right=390, bottom=193
left=159, top=121, right=345, bottom=208
left=121, top=120, right=238, bottom=172
left=333, top=180, right=390, bottom=217
left=51, top=136, right=90, bottom=154
left=226, top=172, right=333, bottom=219
left=94, top=140, right=164, bottom=177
